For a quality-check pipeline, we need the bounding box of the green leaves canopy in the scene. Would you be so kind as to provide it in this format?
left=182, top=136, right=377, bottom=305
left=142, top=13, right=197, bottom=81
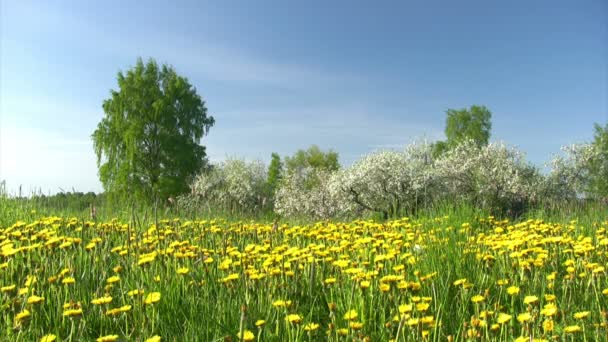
left=92, top=58, right=214, bottom=203
left=433, top=105, right=492, bottom=157
left=587, top=123, right=608, bottom=199
left=445, top=105, right=492, bottom=147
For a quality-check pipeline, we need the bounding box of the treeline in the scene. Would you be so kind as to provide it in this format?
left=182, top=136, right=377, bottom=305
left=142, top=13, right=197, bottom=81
left=178, top=106, right=608, bottom=220
left=5, top=59, right=605, bottom=222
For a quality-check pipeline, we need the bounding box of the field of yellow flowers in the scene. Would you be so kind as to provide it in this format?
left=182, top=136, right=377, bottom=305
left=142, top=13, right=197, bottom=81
left=1, top=215, right=608, bottom=341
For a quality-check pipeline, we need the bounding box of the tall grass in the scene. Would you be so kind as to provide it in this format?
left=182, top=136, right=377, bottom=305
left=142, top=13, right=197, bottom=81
left=1, top=194, right=607, bottom=340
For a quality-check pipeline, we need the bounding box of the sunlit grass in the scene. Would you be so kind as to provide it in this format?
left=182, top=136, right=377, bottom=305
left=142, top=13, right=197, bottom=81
left=1, top=212, right=608, bottom=341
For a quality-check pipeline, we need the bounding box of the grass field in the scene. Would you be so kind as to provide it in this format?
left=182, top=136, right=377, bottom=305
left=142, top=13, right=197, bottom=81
left=1, top=203, right=608, bottom=341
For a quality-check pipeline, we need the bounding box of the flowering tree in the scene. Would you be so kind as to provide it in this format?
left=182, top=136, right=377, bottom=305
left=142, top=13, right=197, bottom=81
left=434, top=140, right=540, bottom=214
left=274, top=168, right=347, bottom=219
left=330, top=143, right=436, bottom=219
left=188, top=158, right=268, bottom=214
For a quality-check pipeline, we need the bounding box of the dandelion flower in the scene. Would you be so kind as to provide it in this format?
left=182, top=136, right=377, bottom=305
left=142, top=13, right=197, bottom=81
left=564, top=325, right=581, bottom=333
left=285, top=314, right=303, bottom=324
left=27, top=295, right=45, bottom=304
left=453, top=278, right=467, bottom=286
left=127, top=289, right=145, bottom=297
left=497, top=313, right=512, bottom=324
left=507, top=286, right=520, bottom=295
left=471, top=295, right=484, bottom=303
left=144, top=292, right=161, bottom=305
left=40, top=334, right=57, bottom=342
left=1, top=285, right=16, bottom=292
left=255, top=320, right=266, bottom=327
left=343, top=309, right=358, bottom=321
left=349, top=321, right=363, bottom=330
left=63, top=308, right=83, bottom=317
left=62, top=277, right=76, bottom=285
left=96, top=335, right=119, bottom=342
left=523, top=295, right=538, bottom=305
left=540, top=303, right=557, bottom=317
left=91, top=296, right=113, bottom=305
left=517, top=313, right=532, bottom=323
left=106, top=276, right=120, bottom=284
left=16, top=309, right=31, bottom=321
left=304, top=323, right=319, bottom=331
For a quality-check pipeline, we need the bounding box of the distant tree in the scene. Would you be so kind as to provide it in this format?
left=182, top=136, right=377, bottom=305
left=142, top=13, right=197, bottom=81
left=433, top=105, right=492, bottom=157
left=267, top=153, right=283, bottom=194
left=285, top=145, right=340, bottom=174
left=189, top=158, right=268, bottom=214
left=587, top=123, right=608, bottom=200
left=330, top=143, right=436, bottom=219
left=92, top=58, right=214, bottom=204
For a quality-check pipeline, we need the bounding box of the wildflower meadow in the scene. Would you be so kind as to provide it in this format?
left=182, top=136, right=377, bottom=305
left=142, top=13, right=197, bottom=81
left=2, top=213, right=608, bottom=341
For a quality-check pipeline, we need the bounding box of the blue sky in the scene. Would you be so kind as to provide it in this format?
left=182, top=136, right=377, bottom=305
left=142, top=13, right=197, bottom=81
left=1, top=0, right=607, bottom=195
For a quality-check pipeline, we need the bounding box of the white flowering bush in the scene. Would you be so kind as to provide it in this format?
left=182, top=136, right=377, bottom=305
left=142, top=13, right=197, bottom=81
left=544, top=143, right=599, bottom=201
left=274, top=168, right=348, bottom=219
left=187, top=158, right=269, bottom=214
left=330, top=143, right=436, bottom=219
left=434, top=140, right=540, bottom=214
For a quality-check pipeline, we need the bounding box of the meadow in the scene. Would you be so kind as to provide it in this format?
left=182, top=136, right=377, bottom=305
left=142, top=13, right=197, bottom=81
left=1, top=200, right=607, bottom=341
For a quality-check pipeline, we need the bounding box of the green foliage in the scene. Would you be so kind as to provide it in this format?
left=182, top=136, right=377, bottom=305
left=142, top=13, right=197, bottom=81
left=92, top=58, right=214, bottom=204
left=283, top=145, right=340, bottom=191
left=267, top=152, right=283, bottom=194
left=433, top=105, right=492, bottom=157
left=284, top=145, right=340, bottom=174
left=587, top=123, right=608, bottom=199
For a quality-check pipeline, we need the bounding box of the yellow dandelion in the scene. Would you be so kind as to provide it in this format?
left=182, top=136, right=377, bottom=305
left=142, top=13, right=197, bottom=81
left=349, top=321, right=363, bottom=330
left=453, top=278, right=467, bottom=286
left=62, top=277, right=76, bottom=285
left=285, top=314, right=303, bottom=324
left=523, top=295, right=538, bottom=305
left=255, top=319, right=266, bottom=327
left=471, top=295, right=484, bottom=303
left=540, top=303, right=557, bottom=317
left=27, top=295, right=45, bottom=304
left=145, top=335, right=161, bottom=342
left=272, top=300, right=292, bottom=308
left=16, top=309, right=31, bottom=321
left=564, top=325, right=581, bottom=333
left=1, top=285, right=16, bottom=293
left=343, top=309, right=358, bottom=321
left=497, top=313, right=512, bottom=324
left=144, top=292, right=161, bottom=305
left=91, top=296, right=113, bottom=305
left=127, top=289, right=145, bottom=297
left=40, top=334, right=57, bottom=342
left=106, top=276, right=120, bottom=284
left=96, top=335, right=119, bottom=342
left=63, top=308, right=83, bottom=317
left=304, top=323, right=319, bottom=331
left=324, top=277, right=337, bottom=285
left=517, top=312, right=532, bottom=323
left=507, top=286, right=520, bottom=295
